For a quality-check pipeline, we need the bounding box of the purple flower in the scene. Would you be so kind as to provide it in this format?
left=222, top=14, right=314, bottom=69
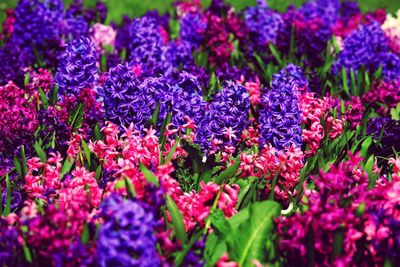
left=244, top=1, right=283, bottom=48
left=129, top=16, right=169, bottom=76
left=180, top=12, right=207, bottom=48
left=259, top=64, right=303, bottom=150
left=97, top=194, right=160, bottom=267
left=103, top=64, right=157, bottom=130
left=196, top=82, right=250, bottom=153
left=367, top=117, right=400, bottom=157
left=55, top=36, right=98, bottom=95
left=0, top=219, right=21, bottom=267
left=333, top=21, right=400, bottom=80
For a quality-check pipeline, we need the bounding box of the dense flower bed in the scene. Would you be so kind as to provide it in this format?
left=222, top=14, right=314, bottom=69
left=1, top=0, right=400, bottom=266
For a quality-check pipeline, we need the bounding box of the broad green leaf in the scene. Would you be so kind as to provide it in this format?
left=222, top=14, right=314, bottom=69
left=227, top=201, right=281, bottom=266
left=139, top=163, right=159, bottom=186
left=166, top=195, right=187, bottom=244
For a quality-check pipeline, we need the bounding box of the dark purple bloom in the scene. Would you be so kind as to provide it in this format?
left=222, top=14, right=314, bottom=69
left=244, top=1, right=283, bottom=48
left=196, top=82, right=250, bottom=153
left=367, top=117, right=400, bottom=157
left=333, top=21, right=400, bottom=80
left=55, top=36, right=98, bottom=95
left=259, top=64, right=303, bottom=150
left=103, top=64, right=157, bottom=130
left=0, top=219, right=21, bottom=267
left=97, top=194, right=160, bottom=267
left=180, top=12, right=207, bottom=48
left=129, top=16, right=169, bottom=76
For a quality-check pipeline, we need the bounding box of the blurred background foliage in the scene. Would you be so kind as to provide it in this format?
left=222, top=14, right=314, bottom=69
left=1, top=0, right=400, bottom=25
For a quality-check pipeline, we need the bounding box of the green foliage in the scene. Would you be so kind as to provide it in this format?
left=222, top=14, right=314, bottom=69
left=205, top=201, right=281, bottom=266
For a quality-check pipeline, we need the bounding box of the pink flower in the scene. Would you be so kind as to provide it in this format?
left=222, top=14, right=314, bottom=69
left=89, top=23, right=117, bottom=52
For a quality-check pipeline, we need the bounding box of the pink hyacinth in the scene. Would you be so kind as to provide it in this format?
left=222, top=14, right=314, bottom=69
left=89, top=23, right=117, bottom=52
left=240, top=76, right=261, bottom=106
left=298, top=92, right=328, bottom=155
left=240, top=144, right=304, bottom=205
left=346, top=96, right=364, bottom=129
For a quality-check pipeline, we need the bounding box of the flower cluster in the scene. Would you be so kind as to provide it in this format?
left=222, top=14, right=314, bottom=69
left=2, top=0, right=400, bottom=266
left=55, top=37, right=98, bottom=95
left=259, top=64, right=303, bottom=150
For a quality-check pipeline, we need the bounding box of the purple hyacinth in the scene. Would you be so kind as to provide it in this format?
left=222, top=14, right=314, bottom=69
left=244, top=0, right=283, bottom=49
left=179, top=12, right=207, bottom=48
left=55, top=36, right=98, bottom=95
left=103, top=64, right=157, bottom=130
left=143, top=75, right=206, bottom=131
left=333, top=21, right=400, bottom=80
left=129, top=16, right=169, bottom=76
left=97, top=194, right=160, bottom=267
left=339, top=0, right=361, bottom=22
left=259, top=64, right=303, bottom=150
left=0, top=219, right=22, bottom=267
left=291, top=0, right=339, bottom=66
left=271, top=63, right=309, bottom=94
left=11, top=0, right=65, bottom=48
left=367, top=117, right=400, bottom=157
left=196, top=82, right=250, bottom=153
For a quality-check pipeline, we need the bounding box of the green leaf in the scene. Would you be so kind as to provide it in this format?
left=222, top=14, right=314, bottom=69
left=331, top=36, right=340, bottom=54
left=23, top=243, right=32, bottom=263
left=2, top=174, right=11, bottom=216
left=14, top=157, right=22, bottom=178
left=94, top=124, right=102, bottom=140
left=360, top=136, right=372, bottom=159
left=268, top=43, right=283, bottom=67
left=24, top=72, right=30, bottom=86
left=166, top=195, right=187, bottom=244
left=341, top=67, right=350, bottom=97
left=81, top=139, right=91, bottom=167
left=151, top=102, right=161, bottom=126
left=60, top=158, right=74, bottom=179
left=125, top=177, right=137, bottom=199
left=213, top=156, right=240, bottom=185
left=51, top=83, right=59, bottom=105
left=34, top=141, right=47, bottom=163
left=81, top=223, right=90, bottom=244
left=20, top=145, right=28, bottom=178
left=164, top=138, right=179, bottom=164
left=139, top=163, right=159, bottom=186
left=159, top=112, right=172, bottom=149
left=38, top=88, right=49, bottom=110
left=68, top=103, right=85, bottom=131
left=269, top=161, right=285, bottom=200
left=227, top=201, right=281, bottom=266
left=374, top=65, right=382, bottom=80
